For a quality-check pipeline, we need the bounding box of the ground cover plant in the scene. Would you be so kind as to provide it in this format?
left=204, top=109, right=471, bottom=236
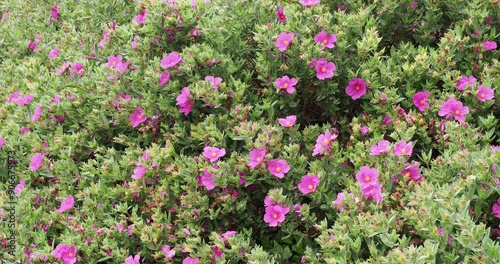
left=0, top=0, right=499, bottom=263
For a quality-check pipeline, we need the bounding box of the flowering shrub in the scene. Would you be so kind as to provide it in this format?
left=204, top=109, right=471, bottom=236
left=0, top=0, right=499, bottom=263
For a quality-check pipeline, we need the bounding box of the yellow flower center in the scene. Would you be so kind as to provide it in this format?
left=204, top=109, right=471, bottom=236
left=280, top=15, right=285, bottom=19
left=323, top=138, right=328, bottom=144
left=323, top=39, right=328, bottom=44
left=480, top=93, right=485, bottom=98
left=405, top=172, right=411, bottom=177
left=273, top=213, right=278, bottom=219
left=321, top=67, right=326, bottom=73
left=276, top=167, right=281, bottom=172
left=455, top=110, right=460, bottom=115
left=69, top=253, right=74, bottom=257
left=283, top=40, right=289, bottom=45
left=308, top=184, right=313, bottom=190
left=256, top=157, right=261, bottom=162
left=365, top=176, right=370, bottom=182
left=284, top=83, right=288, bottom=88
left=286, top=121, right=290, bottom=125
left=77, top=69, right=83, bottom=74
left=137, top=115, right=143, bottom=119
left=420, top=100, right=424, bottom=105
left=112, top=61, right=116, bottom=66
left=355, top=85, right=360, bottom=91
left=211, top=152, right=217, bottom=157
left=401, top=148, right=406, bottom=154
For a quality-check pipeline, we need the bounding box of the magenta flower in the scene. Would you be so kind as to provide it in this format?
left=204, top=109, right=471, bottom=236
left=8, top=91, right=20, bottom=103
left=198, top=169, right=216, bottom=190
left=278, top=115, right=296, bottom=127
left=183, top=257, right=200, bottom=264
left=393, top=140, right=413, bottom=156
left=275, top=75, right=298, bottom=94
left=105, top=55, right=122, bottom=68
left=203, top=146, right=226, bottom=162
left=247, top=148, right=266, bottom=168
left=29, top=153, right=43, bottom=171
left=159, top=72, right=171, bottom=87
left=360, top=126, right=369, bottom=135
left=56, top=62, right=72, bottom=75
left=31, top=104, right=42, bottom=121
left=297, top=175, right=320, bottom=194
left=70, top=62, right=85, bottom=78
left=413, top=91, right=430, bottom=112
left=14, top=180, right=25, bottom=195
left=268, top=159, right=290, bottom=178
left=176, top=87, right=194, bottom=116
left=356, top=166, right=379, bottom=189
left=274, top=32, right=294, bottom=52
left=361, top=183, right=383, bottom=205
left=493, top=198, right=500, bottom=219
left=205, top=76, right=223, bottom=89
left=52, top=244, right=77, bottom=264
left=299, top=0, right=320, bottom=7
left=410, top=1, right=418, bottom=8
left=131, top=166, right=147, bottom=180
left=56, top=196, right=75, bottom=213
left=49, top=47, right=59, bottom=59
left=370, top=140, right=390, bottom=156
left=51, top=4, right=59, bottom=20
left=438, top=98, right=469, bottom=122
left=276, top=7, right=286, bottom=23
left=482, top=41, right=497, bottom=51
left=401, top=163, right=422, bottom=182
left=129, top=108, right=147, bottom=128
left=455, top=76, right=476, bottom=91
left=16, top=94, right=34, bottom=105
left=477, top=85, right=494, bottom=102
left=313, top=58, right=336, bottom=80
left=161, top=52, right=183, bottom=68
left=0, top=137, right=3, bottom=150
left=314, top=31, right=337, bottom=49
left=115, top=60, right=130, bottom=74
left=263, top=204, right=290, bottom=227
left=124, top=254, right=140, bottom=264
left=312, top=129, right=337, bottom=156
left=345, top=78, right=367, bottom=100
left=134, top=9, right=147, bottom=24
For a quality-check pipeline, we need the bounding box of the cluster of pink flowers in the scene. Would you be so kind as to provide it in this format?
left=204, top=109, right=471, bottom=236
left=8, top=91, right=34, bottom=106
left=246, top=148, right=291, bottom=178
left=438, top=98, right=469, bottom=122
left=355, top=166, right=383, bottom=205
left=56, top=61, right=86, bottom=78
left=370, top=139, right=412, bottom=157
left=52, top=244, right=77, bottom=264
left=312, top=129, right=337, bottom=156
left=263, top=195, right=290, bottom=227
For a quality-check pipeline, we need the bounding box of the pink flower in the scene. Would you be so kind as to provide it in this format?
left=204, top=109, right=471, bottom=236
left=198, top=169, right=215, bottom=190
left=345, top=78, right=367, bottom=100
left=299, top=0, right=320, bottom=7
left=274, top=32, right=294, bottom=52
left=0, top=137, right=3, bottom=150
left=393, top=140, right=413, bottom=156
left=129, top=108, right=147, bottom=128
left=275, top=75, right=298, bottom=94
left=134, top=9, right=147, bottom=24
left=276, top=7, right=286, bottom=23
left=159, top=72, right=171, bottom=86
left=297, top=175, right=320, bottom=194
left=205, top=76, right=223, bottom=89
left=124, top=254, right=140, bottom=264
left=49, top=47, right=59, bottom=59
left=455, top=76, right=476, bottom=90
left=16, top=94, right=34, bottom=105
left=278, top=115, right=296, bottom=127
left=56, top=196, right=75, bottom=213
left=31, top=104, right=42, bottom=121
left=438, top=98, right=469, bottom=122
left=56, top=62, right=72, bottom=75
left=21, top=126, right=30, bottom=135
left=314, top=31, right=337, bottom=49
left=312, top=129, right=337, bottom=156
left=161, top=245, right=176, bottom=260
left=268, top=159, right=290, bottom=178
left=131, top=166, right=147, bottom=180
left=52, top=244, right=77, bottom=264
left=203, top=146, right=226, bottom=162
left=8, top=91, right=20, bottom=103
left=493, top=198, right=500, bottom=219
left=105, top=55, right=123, bottom=68
left=360, top=126, right=369, bottom=135
left=176, top=87, right=194, bottom=116
left=410, top=1, right=418, bottom=8
left=476, top=85, right=494, bottom=102
left=361, top=183, right=383, bottom=205
left=115, top=60, right=130, bottom=74
left=247, top=148, right=266, bottom=168
left=51, top=4, right=59, bottom=20
left=332, top=192, right=346, bottom=212
left=401, top=163, right=422, bottom=182
left=14, top=180, right=25, bottom=195
left=213, top=246, right=223, bottom=259
left=413, top=91, right=430, bottom=112
left=29, top=153, right=43, bottom=171
left=313, top=58, right=336, bottom=80
left=263, top=204, right=290, bottom=227
left=355, top=166, right=379, bottom=189
left=482, top=41, right=497, bottom=51
left=183, top=257, right=199, bottom=264
left=161, top=52, right=183, bottom=68
left=70, top=62, right=85, bottom=78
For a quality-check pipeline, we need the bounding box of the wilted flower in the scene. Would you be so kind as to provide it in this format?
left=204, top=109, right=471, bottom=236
left=276, top=7, right=286, bottom=23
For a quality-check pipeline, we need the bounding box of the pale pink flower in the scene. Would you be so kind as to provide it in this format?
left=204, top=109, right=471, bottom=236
left=278, top=115, right=296, bottom=127
left=393, top=140, right=413, bottom=156
left=49, top=47, right=59, bottom=59
left=161, top=245, right=176, bottom=260
left=300, top=0, right=320, bottom=7
left=198, top=169, right=215, bottom=190
left=360, top=126, right=369, bottom=135
left=124, top=254, right=140, bottom=264
left=205, top=76, right=223, bottom=89
left=314, top=31, right=337, bottom=49
left=202, top=146, right=226, bottom=162
left=247, top=148, right=266, bottom=168
left=105, top=55, right=123, bottom=68
left=14, top=180, right=25, bottom=195
left=131, top=166, right=147, bottom=180
left=56, top=196, right=75, bottom=213
left=176, top=87, right=194, bottom=116
left=16, top=94, right=34, bottom=105
left=183, top=257, right=199, bottom=264
left=476, top=85, right=494, bottom=102
left=455, top=76, right=476, bottom=91
left=274, top=32, right=294, bottom=52
left=332, top=192, right=346, bottom=212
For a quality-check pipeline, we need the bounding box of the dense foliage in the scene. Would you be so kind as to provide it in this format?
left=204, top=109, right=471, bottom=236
left=0, top=0, right=499, bottom=263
